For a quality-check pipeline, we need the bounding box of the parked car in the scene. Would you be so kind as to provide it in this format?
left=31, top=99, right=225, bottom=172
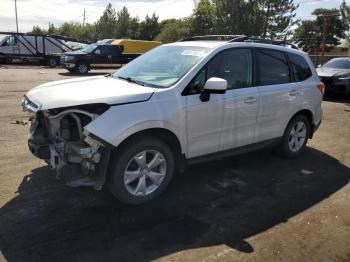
left=22, top=35, right=324, bottom=205
left=317, top=57, right=350, bottom=97
left=60, top=43, right=139, bottom=74
left=61, top=40, right=162, bottom=74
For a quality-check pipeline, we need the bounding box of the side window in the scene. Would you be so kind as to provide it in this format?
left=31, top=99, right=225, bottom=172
left=110, top=46, right=122, bottom=56
left=188, top=48, right=252, bottom=94
left=256, top=49, right=291, bottom=86
left=4, top=36, right=17, bottom=46
left=100, top=46, right=109, bottom=55
left=288, top=53, right=312, bottom=82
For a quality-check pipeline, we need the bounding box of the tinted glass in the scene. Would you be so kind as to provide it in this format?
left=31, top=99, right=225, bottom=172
left=288, top=53, right=312, bottom=81
left=257, top=49, right=291, bottom=85
left=188, top=48, right=252, bottom=94
left=323, top=59, right=350, bottom=69
left=81, top=44, right=97, bottom=53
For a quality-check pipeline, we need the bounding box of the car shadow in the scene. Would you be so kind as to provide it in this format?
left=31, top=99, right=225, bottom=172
left=0, top=147, right=349, bottom=262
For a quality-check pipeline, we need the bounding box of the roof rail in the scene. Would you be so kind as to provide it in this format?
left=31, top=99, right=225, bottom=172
left=230, top=36, right=299, bottom=49
left=180, top=35, right=245, bottom=42
left=179, top=34, right=299, bottom=49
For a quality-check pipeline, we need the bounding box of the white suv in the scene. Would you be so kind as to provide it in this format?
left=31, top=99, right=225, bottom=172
left=22, top=36, right=324, bottom=204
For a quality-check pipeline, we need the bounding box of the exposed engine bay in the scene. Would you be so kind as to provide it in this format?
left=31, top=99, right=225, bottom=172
left=24, top=101, right=111, bottom=190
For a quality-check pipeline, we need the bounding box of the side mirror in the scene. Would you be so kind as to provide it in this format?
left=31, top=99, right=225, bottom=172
left=200, top=77, right=227, bottom=102
left=95, top=49, right=101, bottom=55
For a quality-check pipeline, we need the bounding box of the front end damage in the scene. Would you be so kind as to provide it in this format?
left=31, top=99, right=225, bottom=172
left=23, top=97, right=111, bottom=190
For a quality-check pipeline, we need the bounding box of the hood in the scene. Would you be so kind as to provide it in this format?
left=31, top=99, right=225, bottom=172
left=25, top=76, right=156, bottom=110
left=316, top=67, right=350, bottom=77
left=62, top=50, right=86, bottom=56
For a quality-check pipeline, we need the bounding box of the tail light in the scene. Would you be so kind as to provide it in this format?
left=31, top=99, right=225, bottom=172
left=317, top=81, right=325, bottom=96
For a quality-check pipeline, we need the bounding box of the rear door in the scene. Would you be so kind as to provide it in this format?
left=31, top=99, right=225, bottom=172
left=255, top=48, right=299, bottom=142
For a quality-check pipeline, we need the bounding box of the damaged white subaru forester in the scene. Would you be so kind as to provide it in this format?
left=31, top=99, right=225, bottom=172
left=22, top=36, right=324, bottom=204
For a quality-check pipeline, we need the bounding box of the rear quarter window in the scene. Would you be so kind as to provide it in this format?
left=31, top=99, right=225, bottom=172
left=288, top=53, right=312, bottom=82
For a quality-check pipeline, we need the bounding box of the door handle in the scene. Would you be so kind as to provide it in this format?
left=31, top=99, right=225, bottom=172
left=244, top=97, right=257, bottom=104
left=289, top=89, right=299, bottom=96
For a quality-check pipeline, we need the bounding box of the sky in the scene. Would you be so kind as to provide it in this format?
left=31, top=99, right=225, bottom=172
left=0, top=0, right=346, bottom=33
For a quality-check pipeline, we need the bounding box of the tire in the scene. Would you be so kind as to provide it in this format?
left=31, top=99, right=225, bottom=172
left=47, top=57, right=58, bottom=68
left=108, top=137, right=175, bottom=205
left=76, top=61, right=89, bottom=74
left=277, top=115, right=311, bottom=158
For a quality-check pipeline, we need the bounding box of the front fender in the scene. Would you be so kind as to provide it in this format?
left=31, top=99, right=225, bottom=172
left=84, top=100, right=187, bottom=154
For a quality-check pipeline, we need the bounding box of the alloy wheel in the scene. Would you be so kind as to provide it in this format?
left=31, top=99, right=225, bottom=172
left=288, top=121, right=307, bottom=152
left=124, top=150, right=167, bottom=196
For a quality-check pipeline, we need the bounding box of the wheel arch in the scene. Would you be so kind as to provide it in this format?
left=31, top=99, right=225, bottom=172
left=112, top=128, right=186, bottom=172
left=76, top=59, right=90, bottom=68
left=287, top=108, right=315, bottom=138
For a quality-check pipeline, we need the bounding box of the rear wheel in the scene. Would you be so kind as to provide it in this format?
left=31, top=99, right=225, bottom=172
left=108, top=137, right=175, bottom=205
left=278, top=115, right=311, bottom=157
left=47, top=57, right=58, bottom=68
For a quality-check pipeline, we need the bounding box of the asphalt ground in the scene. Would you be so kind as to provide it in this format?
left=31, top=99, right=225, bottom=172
left=0, top=65, right=349, bottom=262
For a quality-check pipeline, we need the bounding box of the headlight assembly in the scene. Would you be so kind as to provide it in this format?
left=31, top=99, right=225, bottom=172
left=65, top=56, right=75, bottom=62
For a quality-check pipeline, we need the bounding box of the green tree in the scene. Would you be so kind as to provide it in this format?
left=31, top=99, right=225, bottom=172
left=138, top=13, right=161, bottom=40
left=156, top=19, right=191, bottom=43
left=96, top=3, right=117, bottom=39
left=129, top=17, right=140, bottom=39
left=192, top=0, right=217, bottom=35
left=31, top=26, right=46, bottom=35
left=116, top=6, right=132, bottom=38
left=215, top=0, right=251, bottom=35
left=47, top=23, right=57, bottom=35
left=293, top=8, right=346, bottom=52
left=257, top=0, right=299, bottom=39
left=340, top=1, right=350, bottom=40
left=293, top=20, right=321, bottom=52
left=313, top=8, right=345, bottom=46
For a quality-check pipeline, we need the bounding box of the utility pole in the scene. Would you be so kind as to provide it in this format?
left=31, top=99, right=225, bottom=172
left=320, top=16, right=327, bottom=65
left=83, top=9, right=86, bottom=28
left=14, top=0, right=19, bottom=33
left=318, top=12, right=340, bottom=65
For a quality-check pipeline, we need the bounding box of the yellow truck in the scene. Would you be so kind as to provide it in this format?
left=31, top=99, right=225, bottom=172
left=111, top=39, right=162, bottom=54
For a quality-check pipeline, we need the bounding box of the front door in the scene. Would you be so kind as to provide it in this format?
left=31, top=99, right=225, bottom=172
left=185, top=48, right=259, bottom=158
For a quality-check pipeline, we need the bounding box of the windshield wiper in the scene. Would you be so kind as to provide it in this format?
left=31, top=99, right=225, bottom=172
left=118, top=76, right=144, bottom=86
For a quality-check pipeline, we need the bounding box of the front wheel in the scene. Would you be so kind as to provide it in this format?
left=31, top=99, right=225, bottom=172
left=76, top=62, right=89, bottom=74
left=278, top=115, right=311, bottom=157
left=108, top=137, right=175, bottom=205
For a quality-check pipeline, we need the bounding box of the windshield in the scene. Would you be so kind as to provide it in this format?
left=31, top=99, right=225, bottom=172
left=81, top=44, right=97, bottom=54
left=113, top=45, right=211, bottom=88
left=0, top=35, right=8, bottom=44
left=323, top=59, right=350, bottom=69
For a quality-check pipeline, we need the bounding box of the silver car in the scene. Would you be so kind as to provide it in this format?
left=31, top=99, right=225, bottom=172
left=22, top=36, right=324, bottom=204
